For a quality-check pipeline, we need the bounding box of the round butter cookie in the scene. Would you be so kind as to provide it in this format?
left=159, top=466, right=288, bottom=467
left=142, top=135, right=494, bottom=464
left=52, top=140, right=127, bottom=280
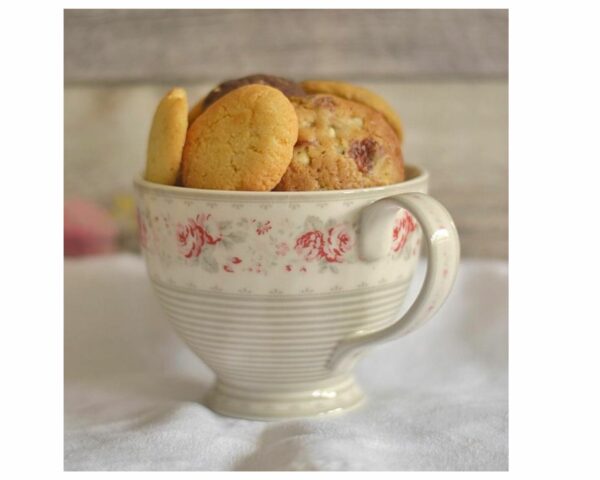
left=182, top=84, right=298, bottom=191
left=144, top=87, right=188, bottom=185
left=275, top=94, right=404, bottom=191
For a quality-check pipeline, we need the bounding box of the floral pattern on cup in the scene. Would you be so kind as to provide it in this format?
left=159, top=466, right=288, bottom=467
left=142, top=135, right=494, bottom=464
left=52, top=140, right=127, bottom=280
left=176, top=214, right=223, bottom=258
left=292, top=216, right=357, bottom=272
left=295, top=230, right=325, bottom=261
left=392, top=211, right=417, bottom=253
left=295, top=224, right=354, bottom=264
left=254, top=220, right=272, bottom=235
left=173, top=214, right=247, bottom=272
left=140, top=210, right=418, bottom=274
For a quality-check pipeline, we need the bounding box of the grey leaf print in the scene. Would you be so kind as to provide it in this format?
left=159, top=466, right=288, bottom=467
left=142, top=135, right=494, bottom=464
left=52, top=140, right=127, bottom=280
left=228, top=231, right=247, bottom=243
left=305, top=215, right=325, bottom=231
left=200, top=251, right=219, bottom=273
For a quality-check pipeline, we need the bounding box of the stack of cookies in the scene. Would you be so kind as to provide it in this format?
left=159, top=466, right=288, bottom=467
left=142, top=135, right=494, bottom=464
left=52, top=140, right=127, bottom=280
left=144, top=75, right=405, bottom=191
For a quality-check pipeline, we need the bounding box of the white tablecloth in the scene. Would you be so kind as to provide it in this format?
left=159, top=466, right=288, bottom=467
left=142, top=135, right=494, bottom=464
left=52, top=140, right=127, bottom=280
left=64, top=254, right=508, bottom=471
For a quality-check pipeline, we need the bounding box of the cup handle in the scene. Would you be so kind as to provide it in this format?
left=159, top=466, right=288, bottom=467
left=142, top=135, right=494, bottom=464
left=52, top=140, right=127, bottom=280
left=328, top=193, right=461, bottom=372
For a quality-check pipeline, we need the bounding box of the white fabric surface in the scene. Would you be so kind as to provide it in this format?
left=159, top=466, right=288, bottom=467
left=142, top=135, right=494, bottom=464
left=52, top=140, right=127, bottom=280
left=64, top=254, right=508, bottom=471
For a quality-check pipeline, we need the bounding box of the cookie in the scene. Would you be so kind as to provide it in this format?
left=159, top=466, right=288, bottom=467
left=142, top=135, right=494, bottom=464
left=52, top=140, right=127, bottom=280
left=274, top=94, right=404, bottom=191
left=182, top=84, right=298, bottom=191
left=144, top=88, right=188, bottom=185
left=201, top=74, right=305, bottom=112
left=188, top=75, right=304, bottom=128
left=301, top=80, right=404, bottom=142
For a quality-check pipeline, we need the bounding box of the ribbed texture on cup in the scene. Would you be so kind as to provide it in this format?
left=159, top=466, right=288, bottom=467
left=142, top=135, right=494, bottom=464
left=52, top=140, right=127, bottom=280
left=152, top=280, right=408, bottom=385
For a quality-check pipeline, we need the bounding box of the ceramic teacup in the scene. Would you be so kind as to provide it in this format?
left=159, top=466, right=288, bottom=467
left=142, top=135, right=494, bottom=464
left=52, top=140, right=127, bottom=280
left=134, top=165, right=459, bottom=420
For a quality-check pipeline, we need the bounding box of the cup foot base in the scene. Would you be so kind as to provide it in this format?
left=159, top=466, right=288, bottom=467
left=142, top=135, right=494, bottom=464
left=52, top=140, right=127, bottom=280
left=204, top=376, right=365, bottom=421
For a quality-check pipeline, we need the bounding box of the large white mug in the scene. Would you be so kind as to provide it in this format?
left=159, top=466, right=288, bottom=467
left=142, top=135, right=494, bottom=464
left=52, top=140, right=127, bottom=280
left=134, top=165, right=460, bottom=420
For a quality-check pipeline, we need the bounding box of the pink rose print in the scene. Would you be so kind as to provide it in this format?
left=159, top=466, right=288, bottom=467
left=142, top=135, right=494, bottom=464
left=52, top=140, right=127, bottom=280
left=295, top=230, right=325, bottom=261
left=294, top=224, right=354, bottom=264
left=256, top=221, right=272, bottom=235
left=275, top=242, right=290, bottom=256
left=323, top=225, right=354, bottom=263
left=176, top=214, right=222, bottom=259
left=196, top=213, right=222, bottom=245
left=392, top=212, right=417, bottom=252
left=176, top=222, right=205, bottom=258
left=222, top=257, right=242, bottom=273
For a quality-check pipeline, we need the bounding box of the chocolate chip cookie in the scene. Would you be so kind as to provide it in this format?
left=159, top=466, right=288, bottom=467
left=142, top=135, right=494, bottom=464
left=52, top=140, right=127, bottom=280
left=274, top=94, right=404, bottom=191
left=301, top=80, right=404, bottom=142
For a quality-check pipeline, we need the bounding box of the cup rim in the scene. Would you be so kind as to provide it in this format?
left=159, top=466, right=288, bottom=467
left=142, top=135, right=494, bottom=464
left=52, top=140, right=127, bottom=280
left=134, top=164, right=428, bottom=200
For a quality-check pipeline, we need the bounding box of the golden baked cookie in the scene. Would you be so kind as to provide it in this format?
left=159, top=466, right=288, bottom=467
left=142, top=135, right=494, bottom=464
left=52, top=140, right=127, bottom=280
left=182, top=84, right=298, bottom=191
left=300, top=80, right=404, bottom=142
left=144, top=87, right=188, bottom=185
left=274, top=94, right=404, bottom=191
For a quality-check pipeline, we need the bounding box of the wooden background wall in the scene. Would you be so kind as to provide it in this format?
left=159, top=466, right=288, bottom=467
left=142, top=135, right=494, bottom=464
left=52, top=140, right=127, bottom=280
left=65, top=9, right=507, bottom=83
left=64, top=9, right=508, bottom=258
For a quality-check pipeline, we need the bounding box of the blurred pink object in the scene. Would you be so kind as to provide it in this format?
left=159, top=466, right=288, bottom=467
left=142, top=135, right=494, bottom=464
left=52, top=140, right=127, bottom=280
left=64, top=198, right=119, bottom=256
